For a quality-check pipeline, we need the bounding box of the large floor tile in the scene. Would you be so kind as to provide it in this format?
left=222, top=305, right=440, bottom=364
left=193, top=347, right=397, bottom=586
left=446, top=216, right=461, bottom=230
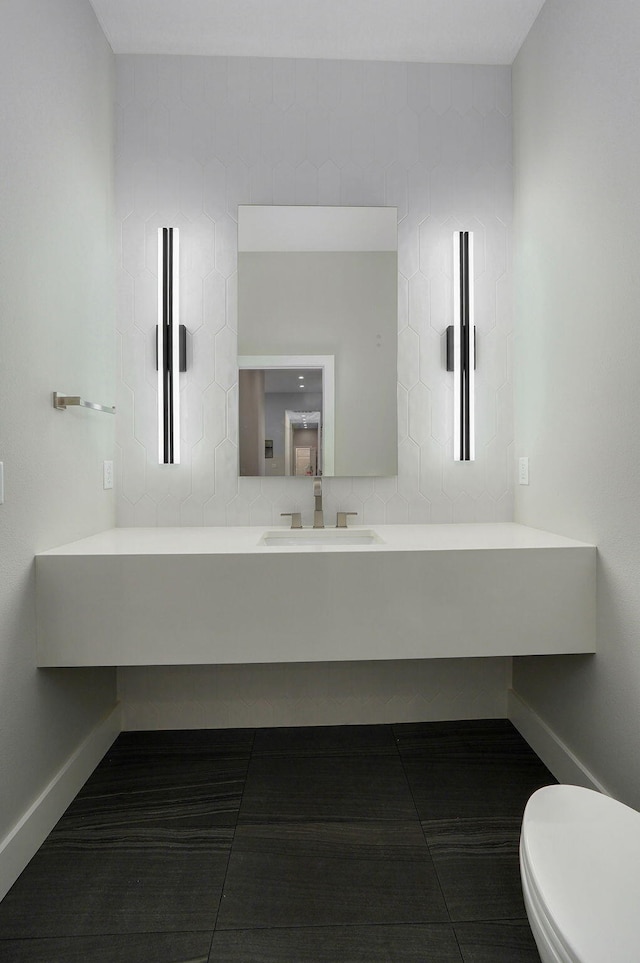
left=76, top=745, right=251, bottom=802
left=233, top=818, right=431, bottom=860
left=0, top=827, right=231, bottom=939
left=402, top=754, right=554, bottom=820
left=394, top=720, right=528, bottom=758
left=217, top=850, right=447, bottom=929
left=252, top=723, right=395, bottom=755
left=217, top=819, right=448, bottom=929
left=0, top=931, right=213, bottom=963
left=60, top=755, right=248, bottom=830
left=56, top=782, right=242, bottom=831
left=423, top=817, right=526, bottom=922
left=396, top=719, right=555, bottom=820
left=209, top=923, right=463, bottom=962
left=454, top=920, right=541, bottom=962
left=115, top=728, right=255, bottom=753
left=68, top=731, right=252, bottom=830
left=239, top=751, right=417, bottom=821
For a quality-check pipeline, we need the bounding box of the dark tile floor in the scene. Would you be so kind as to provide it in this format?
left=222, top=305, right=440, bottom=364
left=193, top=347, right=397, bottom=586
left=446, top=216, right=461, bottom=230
left=0, top=720, right=553, bottom=962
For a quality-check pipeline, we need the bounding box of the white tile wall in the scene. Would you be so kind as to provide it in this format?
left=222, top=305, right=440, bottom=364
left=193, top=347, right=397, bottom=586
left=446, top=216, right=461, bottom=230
left=115, top=55, right=514, bottom=728
left=116, top=55, right=513, bottom=525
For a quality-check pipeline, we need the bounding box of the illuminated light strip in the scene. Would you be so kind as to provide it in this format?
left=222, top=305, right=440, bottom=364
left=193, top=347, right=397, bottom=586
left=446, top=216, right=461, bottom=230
left=453, top=230, right=475, bottom=462
left=157, top=227, right=180, bottom=464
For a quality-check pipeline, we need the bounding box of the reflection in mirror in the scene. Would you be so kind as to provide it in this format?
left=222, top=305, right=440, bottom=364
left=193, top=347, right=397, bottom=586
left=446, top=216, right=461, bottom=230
left=238, top=206, right=397, bottom=477
left=238, top=355, right=335, bottom=477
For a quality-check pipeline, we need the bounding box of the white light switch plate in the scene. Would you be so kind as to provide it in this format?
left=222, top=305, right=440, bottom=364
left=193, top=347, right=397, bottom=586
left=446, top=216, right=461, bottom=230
left=518, top=457, right=529, bottom=485
left=103, top=460, right=114, bottom=490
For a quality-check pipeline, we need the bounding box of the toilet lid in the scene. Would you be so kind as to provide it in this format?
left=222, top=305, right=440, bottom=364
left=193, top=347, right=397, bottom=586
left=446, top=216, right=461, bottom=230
left=521, top=785, right=640, bottom=963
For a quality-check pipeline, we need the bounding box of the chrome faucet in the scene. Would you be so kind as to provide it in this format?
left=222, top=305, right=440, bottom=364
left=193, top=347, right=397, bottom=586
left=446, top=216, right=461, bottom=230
left=313, top=478, right=324, bottom=529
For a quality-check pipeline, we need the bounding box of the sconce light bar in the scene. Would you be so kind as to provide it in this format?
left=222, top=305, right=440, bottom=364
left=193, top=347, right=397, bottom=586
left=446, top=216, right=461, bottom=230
left=446, top=231, right=475, bottom=461
left=157, top=227, right=181, bottom=465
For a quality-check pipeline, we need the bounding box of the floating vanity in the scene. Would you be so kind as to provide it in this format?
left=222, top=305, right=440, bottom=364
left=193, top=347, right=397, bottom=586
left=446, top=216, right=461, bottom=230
left=35, top=523, right=596, bottom=667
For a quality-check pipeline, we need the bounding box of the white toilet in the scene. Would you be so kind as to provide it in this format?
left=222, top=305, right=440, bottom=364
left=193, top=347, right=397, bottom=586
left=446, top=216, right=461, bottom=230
left=520, top=784, right=640, bottom=962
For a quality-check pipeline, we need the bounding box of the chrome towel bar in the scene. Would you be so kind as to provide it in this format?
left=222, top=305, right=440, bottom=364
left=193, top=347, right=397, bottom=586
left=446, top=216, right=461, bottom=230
left=52, top=392, right=115, bottom=414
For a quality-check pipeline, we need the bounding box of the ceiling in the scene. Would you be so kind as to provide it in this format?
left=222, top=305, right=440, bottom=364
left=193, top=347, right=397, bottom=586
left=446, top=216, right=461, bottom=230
left=89, top=0, right=546, bottom=65
left=264, top=369, right=323, bottom=394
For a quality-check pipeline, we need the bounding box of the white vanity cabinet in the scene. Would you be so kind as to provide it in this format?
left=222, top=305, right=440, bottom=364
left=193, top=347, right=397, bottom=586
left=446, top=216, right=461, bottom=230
left=35, top=523, right=596, bottom=667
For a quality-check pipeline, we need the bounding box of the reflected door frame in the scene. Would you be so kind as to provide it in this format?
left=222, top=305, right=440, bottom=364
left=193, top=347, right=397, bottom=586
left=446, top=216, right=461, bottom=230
left=285, top=412, right=321, bottom=476
left=238, top=354, right=335, bottom=476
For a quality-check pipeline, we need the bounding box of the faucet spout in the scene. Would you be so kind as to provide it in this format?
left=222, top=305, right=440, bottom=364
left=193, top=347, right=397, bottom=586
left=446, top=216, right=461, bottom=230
left=313, top=478, right=324, bottom=528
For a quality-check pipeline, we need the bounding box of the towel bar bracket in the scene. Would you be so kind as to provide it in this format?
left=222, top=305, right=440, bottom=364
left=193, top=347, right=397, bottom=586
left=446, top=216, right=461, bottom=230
left=52, top=392, right=115, bottom=415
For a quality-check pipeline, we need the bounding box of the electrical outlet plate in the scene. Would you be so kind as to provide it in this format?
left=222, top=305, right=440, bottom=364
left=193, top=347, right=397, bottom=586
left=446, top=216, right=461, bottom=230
left=518, top=456, right=529, bottom=486
left=103, top=460, right=114, bottom=490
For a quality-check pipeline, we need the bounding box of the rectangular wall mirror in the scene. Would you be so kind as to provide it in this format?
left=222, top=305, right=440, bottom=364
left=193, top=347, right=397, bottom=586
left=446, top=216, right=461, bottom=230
left=238, top=205, right=398, bottom=477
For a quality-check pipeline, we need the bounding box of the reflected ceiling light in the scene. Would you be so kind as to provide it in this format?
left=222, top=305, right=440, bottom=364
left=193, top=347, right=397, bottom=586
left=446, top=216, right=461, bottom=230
left=157, top=227, right=187, bottom=465
left=298, top=375, right=304, bottom=379
left=446, top=230, right=475, bottom=462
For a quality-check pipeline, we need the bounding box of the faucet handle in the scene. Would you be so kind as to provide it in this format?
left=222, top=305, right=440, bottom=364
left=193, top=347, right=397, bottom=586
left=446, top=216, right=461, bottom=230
left=280, top=512, right=303, bottom=529
left=336, top=512, right=358, bottom=529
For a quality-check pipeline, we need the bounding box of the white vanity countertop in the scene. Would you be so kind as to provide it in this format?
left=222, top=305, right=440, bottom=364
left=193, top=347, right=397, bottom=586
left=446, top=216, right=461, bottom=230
left=36, top=522, right=596, bottom=667
left=38, top=522, right=593, bottom=556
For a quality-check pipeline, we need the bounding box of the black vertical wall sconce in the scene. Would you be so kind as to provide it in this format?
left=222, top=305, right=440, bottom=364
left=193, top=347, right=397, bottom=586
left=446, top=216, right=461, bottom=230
left=157, top=228, right=187, bottom=465
left=446, top=230, right=476, bottom=461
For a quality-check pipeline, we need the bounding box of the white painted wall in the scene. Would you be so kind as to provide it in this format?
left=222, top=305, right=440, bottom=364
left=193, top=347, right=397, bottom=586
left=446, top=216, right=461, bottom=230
left=119, top=659, right=510, bottom=731
left=512, top=0, right=640, bottom=804
left=115, top=56, right=514, bottom=729
left=0, top=0, right=118, bottom=887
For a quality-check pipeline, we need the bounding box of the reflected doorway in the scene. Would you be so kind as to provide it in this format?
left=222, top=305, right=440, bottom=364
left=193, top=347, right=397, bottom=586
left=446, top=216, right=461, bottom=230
left=238, top=355, right=335, bottom=476
left=284, top=409, right=321, bottom=476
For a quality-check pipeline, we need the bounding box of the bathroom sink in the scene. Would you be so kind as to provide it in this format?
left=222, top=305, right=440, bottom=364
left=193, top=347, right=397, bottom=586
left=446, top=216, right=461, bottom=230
left=260, top=528, right=383, bottom=547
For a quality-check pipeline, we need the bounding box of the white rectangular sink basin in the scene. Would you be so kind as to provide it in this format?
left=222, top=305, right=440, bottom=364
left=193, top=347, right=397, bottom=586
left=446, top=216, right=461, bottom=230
left=260, top=528, right=383, bottom=547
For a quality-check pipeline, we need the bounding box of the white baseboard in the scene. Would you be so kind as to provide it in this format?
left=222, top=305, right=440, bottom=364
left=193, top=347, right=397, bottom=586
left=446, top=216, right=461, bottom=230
left=0, top=703, right=121, bottom=901
left=508, top=688, right=609, bottom=794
